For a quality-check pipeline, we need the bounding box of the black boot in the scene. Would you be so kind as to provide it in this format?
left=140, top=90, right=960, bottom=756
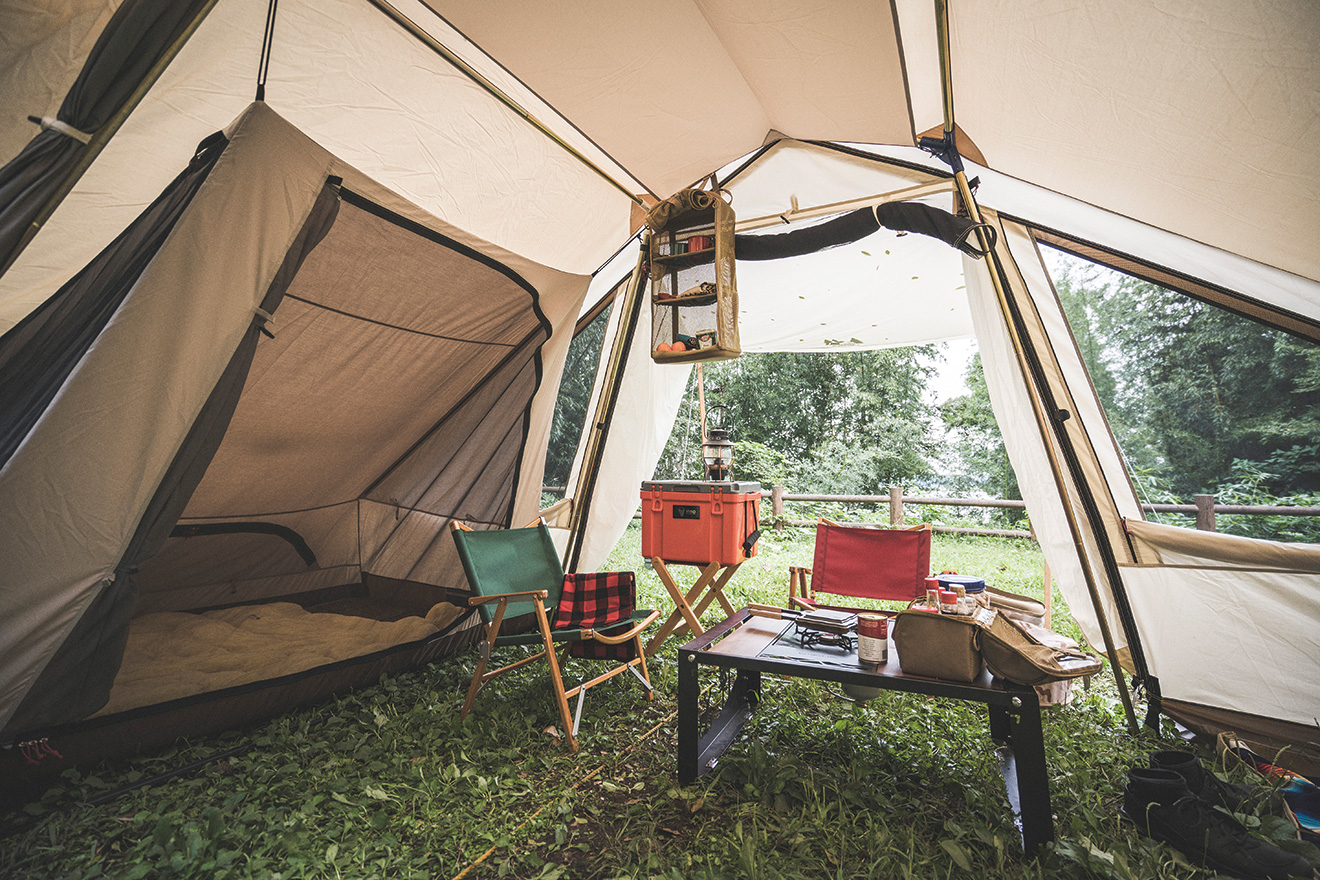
left=1122, top=767, right=1313, bottom=879
left=1152, top=749, right=1284, bottom=815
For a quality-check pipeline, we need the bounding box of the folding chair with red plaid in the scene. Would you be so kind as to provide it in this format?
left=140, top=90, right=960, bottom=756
left=450, top=519, right=660, bottom=753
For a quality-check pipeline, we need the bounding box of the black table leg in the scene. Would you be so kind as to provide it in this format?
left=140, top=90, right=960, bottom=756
left=997, top=691, right=1053, bottom=858
left=988, top=703, right=1011, bottom=743
left=678, top=656, right=760, bottom=785
left=678, top=653, right=700, bottom=784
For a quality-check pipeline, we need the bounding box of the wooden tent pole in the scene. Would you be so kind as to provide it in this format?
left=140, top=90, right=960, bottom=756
left=932, top=0, right=1138, bottom=732
left=563, top=243, right=648, bottom=570
left=697, top=363, right=707, bottom=442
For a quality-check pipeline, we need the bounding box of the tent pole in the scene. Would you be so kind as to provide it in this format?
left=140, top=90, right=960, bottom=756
left=563, top=242, right=648, bottom=570
left=0, top=0, right=223, bottom=279
left=697, top=364, right=707, bottom=442
left=931, top=0, right=1138, bottom=732
left=959, top=178, right=1138, bottom=734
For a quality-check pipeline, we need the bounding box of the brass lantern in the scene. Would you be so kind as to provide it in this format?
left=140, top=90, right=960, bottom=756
left=702, top=427, right=733, bottom=482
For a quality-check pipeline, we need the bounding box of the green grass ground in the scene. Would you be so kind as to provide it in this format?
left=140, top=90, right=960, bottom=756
left=2, top=525, right=1309, bottom=879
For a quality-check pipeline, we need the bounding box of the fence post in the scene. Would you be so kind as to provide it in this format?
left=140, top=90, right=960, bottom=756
left=889, top=486, right=903, bottom=527
left=771, top=485, right=786, bottom=532
left=1194, top=494, right=1216, bottom=532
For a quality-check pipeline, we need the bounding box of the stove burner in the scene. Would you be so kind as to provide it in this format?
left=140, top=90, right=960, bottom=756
left=795, top=624, right=857, bottom=652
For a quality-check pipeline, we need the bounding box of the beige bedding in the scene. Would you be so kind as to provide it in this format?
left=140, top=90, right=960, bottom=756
left=96, top=601, right=467, bottom=717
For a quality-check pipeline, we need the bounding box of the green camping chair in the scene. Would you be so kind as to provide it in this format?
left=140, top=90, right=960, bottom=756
left=450, top=520, right=660, bottom=753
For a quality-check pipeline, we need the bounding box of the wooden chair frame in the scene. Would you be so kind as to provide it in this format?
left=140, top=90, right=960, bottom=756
left=452, top=520, right=660, bottom=753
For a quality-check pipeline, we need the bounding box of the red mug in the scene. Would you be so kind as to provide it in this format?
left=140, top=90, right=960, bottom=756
left=687, top=234, right=713, bottom=251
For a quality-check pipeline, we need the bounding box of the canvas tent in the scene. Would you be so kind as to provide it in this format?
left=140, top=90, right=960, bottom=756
left=1, top=0, right=1318, bottom=776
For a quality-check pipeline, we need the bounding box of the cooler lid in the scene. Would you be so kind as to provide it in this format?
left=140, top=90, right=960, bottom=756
left=641, top=480, right=763, bottom=495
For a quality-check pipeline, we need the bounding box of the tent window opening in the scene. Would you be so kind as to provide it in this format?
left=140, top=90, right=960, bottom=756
left=543, top=295, right=616, bottom=499
left=1041, top=245, right=1320, bottom=544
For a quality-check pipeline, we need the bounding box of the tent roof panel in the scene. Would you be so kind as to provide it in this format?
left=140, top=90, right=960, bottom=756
left=950, top=0, right=1320, bottom=283
left=433, top=0, right=914, bottom=196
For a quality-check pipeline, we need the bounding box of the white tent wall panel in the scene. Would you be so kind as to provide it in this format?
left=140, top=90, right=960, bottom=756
left=0, top=0, right=118, bottom=162
left=509, top=257, right=584, bottom=532
left=1121, top=563, right=1320, bottom=729
left=962, top=236, right=1127, bottom=656
left=556, top=254, right=635, bottom=548
left=0, top=103, right=333, bottom=730
left=0, top=0, right=630, bottom=333
left=571, top=267, right=693, bottom=572
left=999, top=220, right=1143, bottom=526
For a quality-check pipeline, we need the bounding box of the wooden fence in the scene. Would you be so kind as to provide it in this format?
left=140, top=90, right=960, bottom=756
left=545, top=485, right=1320, bottom=540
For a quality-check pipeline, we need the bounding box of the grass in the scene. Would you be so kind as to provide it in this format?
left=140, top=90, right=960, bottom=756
left=2, top=523, right=1311, bottom=879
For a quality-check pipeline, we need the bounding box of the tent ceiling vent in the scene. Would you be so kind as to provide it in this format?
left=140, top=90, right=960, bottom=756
left=645, top=182, right=740, bottom=363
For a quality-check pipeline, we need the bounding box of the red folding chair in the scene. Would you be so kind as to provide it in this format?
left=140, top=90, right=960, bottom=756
left=788, top=519, right=931, bottom=613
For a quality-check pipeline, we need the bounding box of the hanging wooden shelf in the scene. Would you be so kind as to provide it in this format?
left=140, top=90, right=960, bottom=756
left=646, top=184, right=740, bottom=364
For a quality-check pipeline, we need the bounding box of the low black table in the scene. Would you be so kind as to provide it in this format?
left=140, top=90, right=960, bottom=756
left=677, top=608, right=1054, bottom=857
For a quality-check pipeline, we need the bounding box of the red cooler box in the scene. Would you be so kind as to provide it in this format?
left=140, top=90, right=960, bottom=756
left=640, top=481, right=762, bottom=566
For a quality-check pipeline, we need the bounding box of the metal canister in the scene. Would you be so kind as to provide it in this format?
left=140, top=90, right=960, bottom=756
left=857, top=613, right=889, bottom=665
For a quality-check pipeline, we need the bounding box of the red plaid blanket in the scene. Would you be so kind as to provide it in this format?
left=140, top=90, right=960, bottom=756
left=552, top=571, right=637, bottom=660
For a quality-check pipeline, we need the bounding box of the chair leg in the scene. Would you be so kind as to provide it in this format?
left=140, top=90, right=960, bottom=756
left=534, top=597, right=579, bottom=753
left=460, top=641, right=490, bottom=720
left=633, top=635, right=655, bottom=701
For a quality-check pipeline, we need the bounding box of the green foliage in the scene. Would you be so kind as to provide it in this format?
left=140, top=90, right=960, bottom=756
left=939, top=352, right=1024, bottom=524
left=654, top=349, right=939, bottom=492
left=1046, top=249, right=1320, bottom=501
left=543, top=306, right=611, bottom=488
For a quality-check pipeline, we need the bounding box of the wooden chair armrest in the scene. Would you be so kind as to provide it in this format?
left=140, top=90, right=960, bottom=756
left=583, top=609, right=662, bottom=645
left=787, top=596, right=817, bottom=611
left=467, top=589, right=550, bottom=607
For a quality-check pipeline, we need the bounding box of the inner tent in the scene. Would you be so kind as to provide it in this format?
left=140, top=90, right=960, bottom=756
left=0, top=104, right=588, bottom=765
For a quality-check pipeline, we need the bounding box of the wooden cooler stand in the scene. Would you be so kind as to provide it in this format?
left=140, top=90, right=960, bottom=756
left=639, top=481, right=761, bottom=655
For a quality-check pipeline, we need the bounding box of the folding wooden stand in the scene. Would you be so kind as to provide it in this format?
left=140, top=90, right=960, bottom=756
left=643, top=557, right=740, bottom=655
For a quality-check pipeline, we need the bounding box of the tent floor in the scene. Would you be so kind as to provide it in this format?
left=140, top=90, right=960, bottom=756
left=0, top=592, right=480, bottom=811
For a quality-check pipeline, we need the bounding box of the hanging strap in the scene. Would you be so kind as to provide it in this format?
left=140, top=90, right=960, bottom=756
left=26, top=116, right=93, bottom=145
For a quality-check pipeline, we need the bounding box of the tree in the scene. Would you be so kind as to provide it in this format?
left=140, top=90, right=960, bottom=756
left=543, top=307, right=610, bottom=488
left=1045, top=248, right=1320, bottom=498
left=654, top=348, right=940, bottom=493
left=939, top=353, right=1023, bottom=521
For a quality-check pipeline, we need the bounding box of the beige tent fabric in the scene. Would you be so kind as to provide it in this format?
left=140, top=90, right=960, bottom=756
left=93, top=602, right=466, bottom=717
left=1126, top=519, right=1320, bottom=572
